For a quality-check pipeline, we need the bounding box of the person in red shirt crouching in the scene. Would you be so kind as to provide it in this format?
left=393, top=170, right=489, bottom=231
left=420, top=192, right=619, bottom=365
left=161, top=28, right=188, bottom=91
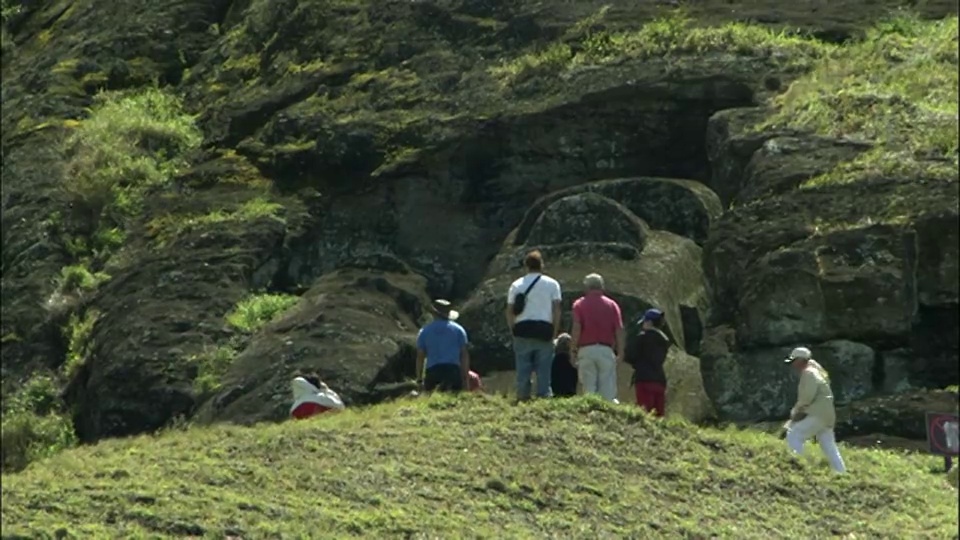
left=290, top=372, right=345, bottom=419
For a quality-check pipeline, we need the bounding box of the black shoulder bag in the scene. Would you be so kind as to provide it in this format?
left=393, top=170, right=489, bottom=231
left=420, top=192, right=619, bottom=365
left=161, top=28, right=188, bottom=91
left=511, top=275, right=542, bottom=316
left=511, top=275, right=554, bottom=342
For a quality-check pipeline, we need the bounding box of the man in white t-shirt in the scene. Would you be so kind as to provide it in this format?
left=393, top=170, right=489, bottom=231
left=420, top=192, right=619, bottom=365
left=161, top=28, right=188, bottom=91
left=506, top=250, right=562, bottom=399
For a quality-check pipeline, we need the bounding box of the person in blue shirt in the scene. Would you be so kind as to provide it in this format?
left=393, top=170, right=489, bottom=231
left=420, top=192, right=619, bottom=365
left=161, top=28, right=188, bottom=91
left=416, top=299, right=471, bottom=392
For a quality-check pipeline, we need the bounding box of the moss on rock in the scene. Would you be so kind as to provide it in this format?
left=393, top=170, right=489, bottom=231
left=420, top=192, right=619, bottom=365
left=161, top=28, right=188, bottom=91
left=2, top=0, right=959, bottom=442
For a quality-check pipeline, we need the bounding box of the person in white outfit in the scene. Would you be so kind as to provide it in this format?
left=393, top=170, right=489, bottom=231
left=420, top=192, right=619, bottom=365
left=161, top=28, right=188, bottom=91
left=290, top=373, right=345, bottom=420
left=783, top=347, right=846, bottom=473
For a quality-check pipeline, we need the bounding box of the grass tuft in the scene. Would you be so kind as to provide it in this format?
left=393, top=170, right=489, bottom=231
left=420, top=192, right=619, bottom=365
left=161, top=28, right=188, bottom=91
left=189, top=344, right=240, bottom=397
left=146, top=197, right=285, bottom=247
left=56, top=264, right=110, bottom=295
left=62, top=309, right=100, bottom=379
left=0, top=395, right=956, bottom=536
left=1, top=372, right=77, bottom=473
left=61, top=87, right=202, bottom=258
left=761, top=15, right=958, bottom=187
left=574, top=11, right=828, bottom=67
left=225, top=293, right=300, bottom=333
left=491, top=10, right=830, bottom=86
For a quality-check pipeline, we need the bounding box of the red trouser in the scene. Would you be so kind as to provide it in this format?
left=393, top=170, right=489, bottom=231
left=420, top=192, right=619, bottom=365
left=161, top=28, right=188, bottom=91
left=291, top=402, right=331, bottom=420
left=635, top=381, right=666, bottom=417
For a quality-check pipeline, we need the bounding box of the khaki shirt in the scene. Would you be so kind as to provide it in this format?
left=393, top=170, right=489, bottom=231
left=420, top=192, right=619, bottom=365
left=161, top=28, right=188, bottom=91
left=791, top=361, right=837, bottom=428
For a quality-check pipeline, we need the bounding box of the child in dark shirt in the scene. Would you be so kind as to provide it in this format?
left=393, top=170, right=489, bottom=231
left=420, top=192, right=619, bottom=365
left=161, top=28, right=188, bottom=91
left=551, top=333, right=578, bottom=397
left=625, top=308, right=671, bottom=417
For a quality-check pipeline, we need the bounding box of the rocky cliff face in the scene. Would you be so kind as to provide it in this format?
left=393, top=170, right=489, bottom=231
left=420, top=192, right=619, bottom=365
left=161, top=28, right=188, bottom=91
left=1, top=0, right=957, bottom=443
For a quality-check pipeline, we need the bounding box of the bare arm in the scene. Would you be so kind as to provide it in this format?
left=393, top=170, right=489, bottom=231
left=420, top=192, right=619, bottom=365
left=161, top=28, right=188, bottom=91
left=570, top=302, right=581, bottom=358
left=460, top=346, right=471, bottom=387
left=506, top=283, right=516, bottom=331
left=571, top=320, right=582, bottom=358
left=552, top=300, right=562, bottom=338
left=613, top=302, right=625, bottom=361
left=615, top=327, right=625, bottom=361
left=415, top=349, right=426, bottom=384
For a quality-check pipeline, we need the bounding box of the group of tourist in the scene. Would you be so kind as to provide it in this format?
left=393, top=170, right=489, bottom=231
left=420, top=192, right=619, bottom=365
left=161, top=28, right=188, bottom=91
left=289, top=249, right=846, bottom=473
left=411, top=249, right=672, bottom=415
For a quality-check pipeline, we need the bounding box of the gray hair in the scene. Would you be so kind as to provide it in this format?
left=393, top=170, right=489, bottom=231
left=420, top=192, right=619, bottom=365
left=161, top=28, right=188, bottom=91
left=583, top=273, right=604, bottom=290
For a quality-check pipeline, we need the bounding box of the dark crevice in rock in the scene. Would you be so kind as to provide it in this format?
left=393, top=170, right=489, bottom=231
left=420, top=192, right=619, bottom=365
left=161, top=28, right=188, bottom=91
left=62, top=349, right=93, bottom=425
left=369, top=340, right=418, bottom=388
left=871, top=348, right=886, bottom=392
left=6, top=1, right=70, bottom=46
left=809, top=28, right=857, bottom=45
left=910, top=303, right=960, bottom=387
left=211, top=0, right=237, bottom=29
left=355, top=275, right=427, bottom=324
left=679, top=305, right=704, bottom=357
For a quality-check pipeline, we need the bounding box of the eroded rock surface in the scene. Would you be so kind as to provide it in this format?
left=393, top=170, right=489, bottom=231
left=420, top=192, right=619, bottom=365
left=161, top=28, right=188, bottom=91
left=525, top=193, right=649, bottom=249
left=513, top=177, right=723, bottom=246
left=699, top=326, right=877, bottom=421
left=1, top=0, right=957, bottom=440
left=195, top=268, right=431, bottom=425
left=835, top=389, right=959, bottom=441
left=701, top=99, right=959, bottom=423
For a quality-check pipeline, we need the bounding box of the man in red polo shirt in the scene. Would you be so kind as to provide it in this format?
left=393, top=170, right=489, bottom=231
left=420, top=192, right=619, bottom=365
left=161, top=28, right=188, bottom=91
left=570, top=273, right=624, bottom=402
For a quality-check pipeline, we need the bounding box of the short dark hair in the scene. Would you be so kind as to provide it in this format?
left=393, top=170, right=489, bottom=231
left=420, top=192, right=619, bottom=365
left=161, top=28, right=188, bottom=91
left=524, top=250, right=543, bottom=271
left=301, top=372, right=322, bottom=388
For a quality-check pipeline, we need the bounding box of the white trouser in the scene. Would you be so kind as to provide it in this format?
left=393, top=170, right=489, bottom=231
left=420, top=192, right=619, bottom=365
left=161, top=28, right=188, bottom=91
left=577, top=345, right=618, bottom=401
left=786, top=416, right=846, bottom=473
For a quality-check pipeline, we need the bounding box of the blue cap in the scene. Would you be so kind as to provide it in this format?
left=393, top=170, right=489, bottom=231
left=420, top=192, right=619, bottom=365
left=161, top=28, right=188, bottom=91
left=640, top=308, right=664, bottom=323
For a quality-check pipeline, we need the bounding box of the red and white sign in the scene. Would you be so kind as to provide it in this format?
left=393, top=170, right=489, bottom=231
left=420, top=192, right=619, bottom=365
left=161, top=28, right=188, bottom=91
left=925, top=412, right=960, bottom=456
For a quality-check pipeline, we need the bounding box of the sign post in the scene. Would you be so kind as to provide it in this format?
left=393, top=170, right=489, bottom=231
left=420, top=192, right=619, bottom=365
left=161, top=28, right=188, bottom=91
left=924, top=412, right=959, bottom=472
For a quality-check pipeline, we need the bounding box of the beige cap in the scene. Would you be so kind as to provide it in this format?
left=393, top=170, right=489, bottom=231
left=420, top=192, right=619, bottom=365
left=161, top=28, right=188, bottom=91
left=784, top=347, right=812, bottom=363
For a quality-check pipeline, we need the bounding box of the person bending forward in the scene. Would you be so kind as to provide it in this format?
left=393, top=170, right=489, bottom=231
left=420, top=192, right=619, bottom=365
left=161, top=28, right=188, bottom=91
left=416, top=299, right=471, bottom=392
left=784, top=347, right=846, bottom=473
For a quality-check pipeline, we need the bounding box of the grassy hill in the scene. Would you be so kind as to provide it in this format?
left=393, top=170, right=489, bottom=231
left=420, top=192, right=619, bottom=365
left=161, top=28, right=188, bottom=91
left=2, top=395, right=957, bottom=538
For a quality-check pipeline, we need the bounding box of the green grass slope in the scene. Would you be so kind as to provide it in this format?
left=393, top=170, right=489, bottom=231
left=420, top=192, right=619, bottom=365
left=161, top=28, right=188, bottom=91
left=2, top=395, right=956, bottom=538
